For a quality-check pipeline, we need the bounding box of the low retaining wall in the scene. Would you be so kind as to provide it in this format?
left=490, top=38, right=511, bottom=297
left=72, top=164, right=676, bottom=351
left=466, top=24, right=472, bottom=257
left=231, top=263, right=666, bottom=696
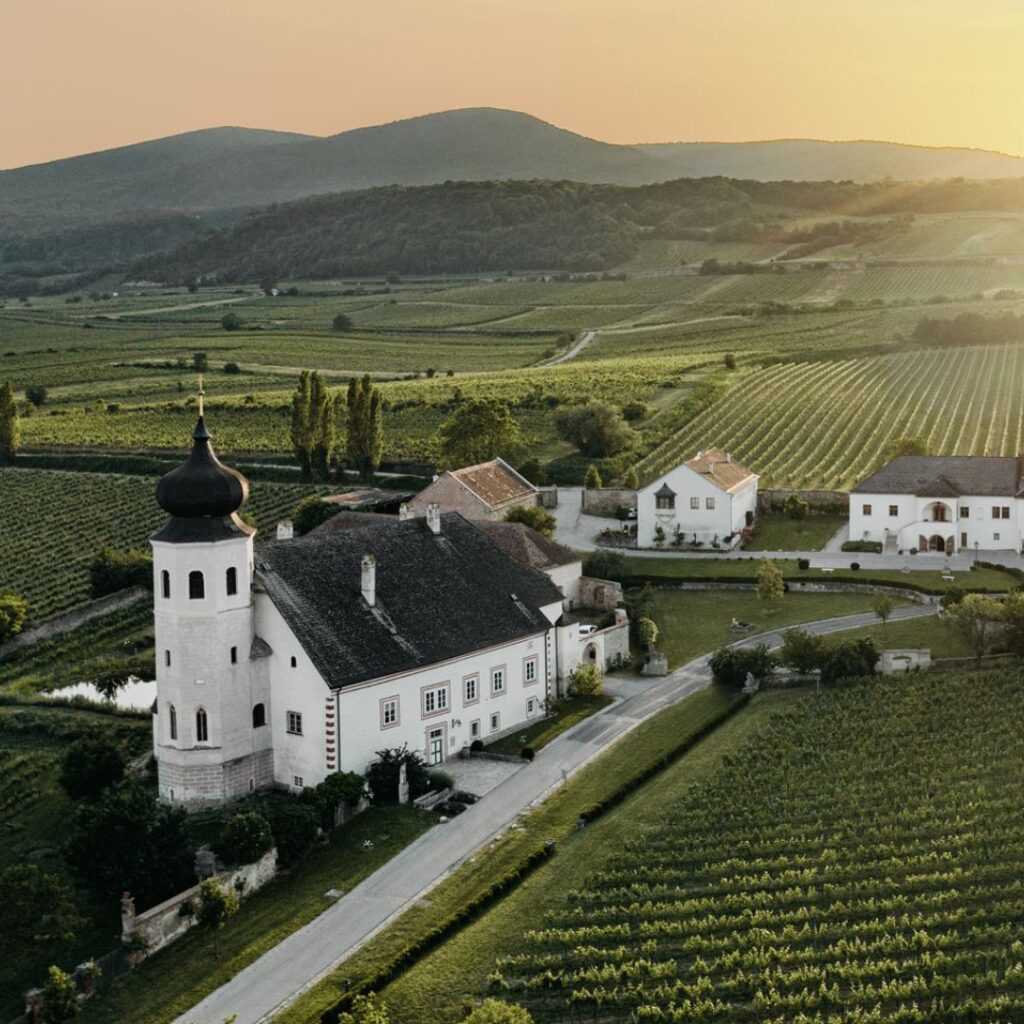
left=0, top=587, right=148, bottom=661
left=582, top=487, right=636, bottom=516
left=121, top=848, right=277, bottom=957
left=759, top=488, right=847, bottom=514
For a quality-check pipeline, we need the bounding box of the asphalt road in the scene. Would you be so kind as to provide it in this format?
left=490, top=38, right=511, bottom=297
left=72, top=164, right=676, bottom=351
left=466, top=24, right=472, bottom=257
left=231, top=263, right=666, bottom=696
left=174, top=603, right=938, bottom=1024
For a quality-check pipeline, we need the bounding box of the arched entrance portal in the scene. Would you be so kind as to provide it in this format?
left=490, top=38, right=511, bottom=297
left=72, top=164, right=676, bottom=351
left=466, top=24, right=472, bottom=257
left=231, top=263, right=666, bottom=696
left=926, top=534, right=954, bottom=555
left=585, top=643, right=598, bottom=665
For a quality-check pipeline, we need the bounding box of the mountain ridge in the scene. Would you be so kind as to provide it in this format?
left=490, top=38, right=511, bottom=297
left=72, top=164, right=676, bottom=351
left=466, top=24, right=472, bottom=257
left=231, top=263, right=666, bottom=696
left=4, top=108, right=1024, bottom=228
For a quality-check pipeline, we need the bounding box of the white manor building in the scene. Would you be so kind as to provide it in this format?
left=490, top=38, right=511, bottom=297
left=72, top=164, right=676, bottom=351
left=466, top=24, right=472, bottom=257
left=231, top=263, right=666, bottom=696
left=150, top=415, right=614, bottom=808
left=635, top=448, right=759, bottom=549
left=850, top=455, right=1024, bottom=555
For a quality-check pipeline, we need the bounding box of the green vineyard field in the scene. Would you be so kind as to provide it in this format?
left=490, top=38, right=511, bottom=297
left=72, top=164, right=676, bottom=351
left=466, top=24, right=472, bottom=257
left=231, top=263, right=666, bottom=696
left=638, top=343, right=1024, bottom=488
left=493, top=670, right=1024, bottom=1023
left=0, top=469, right=319, bottom=620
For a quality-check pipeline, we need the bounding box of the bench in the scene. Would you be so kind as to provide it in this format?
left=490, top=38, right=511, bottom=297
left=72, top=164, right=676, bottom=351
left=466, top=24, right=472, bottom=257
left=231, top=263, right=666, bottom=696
left=820, top=567, right=834, bottom=574
left=941, top=574, right=955, bottom=582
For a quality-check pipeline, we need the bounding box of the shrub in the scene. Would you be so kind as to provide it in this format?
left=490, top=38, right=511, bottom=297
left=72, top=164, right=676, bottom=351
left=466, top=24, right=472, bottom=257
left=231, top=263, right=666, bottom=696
left=89, top=546, right=152, bottom=597
left=582, top=549, right=626, bottom=581
left=850, top=561, right=861, bottom=570
left=260, top=798, right=319, bottom=866
left=223, top=361, right=241, bottom=374
left=367, top=746, right=431, bottom=804
left=214, top=811, right=274, bottom=865
left=503, top=504, right=556, bottom=538
left=192, top=351, right=209, bottom=371
left=941, top=586, right=966, bottom=609
left=819, top=638, right=879, bottom=683
left=842, top=540, right=883, bottom=553
left=723, top=353, right=737, bottom=370
left=779, top=629, right=825, bottom=674
left=584, top=463, right=603, bottom=489
left=221, top=312, right=242, bottom=331
left=332, top=313, right=353, bottom=332
left=569, top=663, right=603, bottom=696
left=797, top=558, right=810, bottom=570
left=0, top=592, right=28, bottom=643
left=637, top=617, right=659, bottom=648
left=709, top=644, right=777, bottom=687
left=462, top=1000, right=535, bottom=1023
left=783, top=494, right=809, bottom=520
left=621, top=400, right=649, bottom=422
left=59, top=736, right=126, bottom=801
left=292, top=495, right=341, bottom=535
left=427, top=770, right=454, bottom=792
left=25, top=383, right=48, bottom=407
left=520, top=746, right=535, bottom=762
left=300, top=771, right=367, bottom=829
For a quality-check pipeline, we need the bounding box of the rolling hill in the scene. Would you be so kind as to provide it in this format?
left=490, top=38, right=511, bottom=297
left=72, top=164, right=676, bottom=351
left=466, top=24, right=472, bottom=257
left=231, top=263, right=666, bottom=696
left=4, top=108, right=1024, bottom=227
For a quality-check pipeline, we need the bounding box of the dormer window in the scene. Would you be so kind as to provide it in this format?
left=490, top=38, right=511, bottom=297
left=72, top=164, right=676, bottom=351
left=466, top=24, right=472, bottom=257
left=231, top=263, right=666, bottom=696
left=655, top=484, right=676, bottom=511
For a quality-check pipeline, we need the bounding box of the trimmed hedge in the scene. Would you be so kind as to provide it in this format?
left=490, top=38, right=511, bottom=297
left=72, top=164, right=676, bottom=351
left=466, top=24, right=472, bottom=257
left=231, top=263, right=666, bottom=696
left=577, top=694, right=749, bottom=825
left=322, top=843, right=556, bottom=1022
left=619, top=573, right=999, bottom=597
left=841, top=540, right=883, bottom=553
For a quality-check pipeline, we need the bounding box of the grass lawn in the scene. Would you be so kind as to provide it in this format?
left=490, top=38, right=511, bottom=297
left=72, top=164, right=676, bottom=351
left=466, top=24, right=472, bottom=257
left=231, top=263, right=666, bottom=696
left=78, top=806, right=433, bottom=1024
left=648, top=589, right=901, bottom=669
left=622, top=555, right=1018, bottom=593
left=485, top=694, right=613, bottom=756
left=274, top=686, right=743, bottom=1024
left=827, top=611, right=973, bottom=660
left=379, top=688, right=806, bottom=1023
left=745, top=513, right=845, bottom=551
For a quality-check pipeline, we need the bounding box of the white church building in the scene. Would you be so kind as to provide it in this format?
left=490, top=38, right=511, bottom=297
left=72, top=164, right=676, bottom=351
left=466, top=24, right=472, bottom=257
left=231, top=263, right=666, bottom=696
left=635, top=448, right=758, bottom=549
left=150, top=414, right=609, bottom=808
left=850, top=454, right=1024, bottom=555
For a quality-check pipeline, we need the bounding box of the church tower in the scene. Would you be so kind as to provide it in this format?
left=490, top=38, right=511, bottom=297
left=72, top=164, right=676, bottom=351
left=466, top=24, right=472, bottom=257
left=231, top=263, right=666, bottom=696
left=150, top=404, right=271, bottom=807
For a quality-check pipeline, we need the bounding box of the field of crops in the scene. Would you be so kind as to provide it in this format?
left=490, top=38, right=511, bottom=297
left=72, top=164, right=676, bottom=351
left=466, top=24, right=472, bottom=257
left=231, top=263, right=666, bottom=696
left=637, top=343, right=1024, bottom=488
left=491, top=669, right=1024, bottom=1023
left=0, top=469, right=320, bottom=620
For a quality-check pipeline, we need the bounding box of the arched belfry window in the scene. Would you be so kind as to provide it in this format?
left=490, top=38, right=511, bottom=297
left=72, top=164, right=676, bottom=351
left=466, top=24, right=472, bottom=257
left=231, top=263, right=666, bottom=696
left=195, top=707, right=209, bottom=743
left=252, top=703, right=266, bottom=728
left=161, top=570, right=171, bottom=599
left=189, top=571, right=205, bottom=600
left=168, top=703, right=177, bottom=741
left=226, top=566, right=238, bottom=596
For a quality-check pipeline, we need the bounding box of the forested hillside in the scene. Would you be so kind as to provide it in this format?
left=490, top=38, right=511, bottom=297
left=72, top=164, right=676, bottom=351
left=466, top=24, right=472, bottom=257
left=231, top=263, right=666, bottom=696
left=138, top=176, right=1024, bottom=283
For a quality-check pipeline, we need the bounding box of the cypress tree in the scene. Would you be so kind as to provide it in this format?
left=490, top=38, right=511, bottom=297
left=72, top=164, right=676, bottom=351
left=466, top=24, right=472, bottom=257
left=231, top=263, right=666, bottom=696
left=345, top=376, right=365, bottom=471
left=0, top=380, right=18, bottom=465
left=363, top=387, right=383, bottom=484
left=309, top=371, right=337, bottom=482
left=289, top=371, right=313, bottom=480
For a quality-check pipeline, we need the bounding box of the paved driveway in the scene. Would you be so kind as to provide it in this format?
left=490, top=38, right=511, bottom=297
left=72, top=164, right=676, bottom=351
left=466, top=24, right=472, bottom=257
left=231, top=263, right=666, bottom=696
left=175, top=603, right=939, bottom=1024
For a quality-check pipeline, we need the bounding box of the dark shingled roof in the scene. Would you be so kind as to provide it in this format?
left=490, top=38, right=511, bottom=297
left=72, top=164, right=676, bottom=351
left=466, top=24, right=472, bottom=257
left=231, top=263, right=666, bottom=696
left=473, top=521, right=579, bottom=570
left=258, top=512, right=563, bottom=690
left=852, top=455, right=1023, bottom=497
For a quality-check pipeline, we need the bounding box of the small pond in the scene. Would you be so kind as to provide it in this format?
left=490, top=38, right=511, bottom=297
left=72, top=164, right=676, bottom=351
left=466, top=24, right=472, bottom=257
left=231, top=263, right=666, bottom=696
left=44, top=676, right=157, bottom=711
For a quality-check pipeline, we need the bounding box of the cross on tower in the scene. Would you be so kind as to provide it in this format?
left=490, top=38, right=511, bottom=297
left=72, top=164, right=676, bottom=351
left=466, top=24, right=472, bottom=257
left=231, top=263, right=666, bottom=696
left=198, top=375, right=205, bottom=418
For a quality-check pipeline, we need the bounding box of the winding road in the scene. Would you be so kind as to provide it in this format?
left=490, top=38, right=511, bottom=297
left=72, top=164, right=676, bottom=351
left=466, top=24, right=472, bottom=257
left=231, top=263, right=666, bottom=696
left=540, top=328, right=596, bottom=365
left=175, top=603, right=937, bottom=1024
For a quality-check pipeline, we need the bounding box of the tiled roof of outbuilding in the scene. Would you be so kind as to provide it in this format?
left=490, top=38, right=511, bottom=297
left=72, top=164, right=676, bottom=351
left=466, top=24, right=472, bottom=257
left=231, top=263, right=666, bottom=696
left=851, top=456, right=1022, bottom=496
left=473, top=521, right=579, bottom=570
left=257, top=513, right=562, bottom=690
left=449, top=459, right=537, bottom=510
left=683, top=448, right=756, bottom=493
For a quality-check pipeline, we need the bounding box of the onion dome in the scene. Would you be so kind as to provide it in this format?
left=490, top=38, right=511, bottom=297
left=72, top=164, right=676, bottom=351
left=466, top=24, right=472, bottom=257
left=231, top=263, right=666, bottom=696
left=156, top=417, right=249, bottom=519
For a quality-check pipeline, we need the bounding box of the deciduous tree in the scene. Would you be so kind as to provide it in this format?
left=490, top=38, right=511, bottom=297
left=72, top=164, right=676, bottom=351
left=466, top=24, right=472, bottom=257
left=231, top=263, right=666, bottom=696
left=0, top=866, right=80, bottom=946
left=756, top=558, right=784, bottom=610
left=946, top=593, right=1003, bottom=664
left=872, top=589, right=896, bottom=634
left=438, top=399, right=521, bottom=468
left=60, top=737, right=126, bottom=801
left=0, top=592, right=28, bottom=643
left=554, top=401, right=637, bottom=458
left=196, top=878, right=239, bottom=956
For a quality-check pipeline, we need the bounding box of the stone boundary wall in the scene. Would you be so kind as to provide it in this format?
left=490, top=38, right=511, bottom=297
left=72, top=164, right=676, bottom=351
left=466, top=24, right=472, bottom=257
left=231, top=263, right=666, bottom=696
left=0, top=587, right=148, bottom=662
left=600, top=620, right=632, bottom=667
left=582, top=487, right=637, bottom=516
left=759, top=488, right=848, bottom=514
left=121, top=847, right=278, bottom=957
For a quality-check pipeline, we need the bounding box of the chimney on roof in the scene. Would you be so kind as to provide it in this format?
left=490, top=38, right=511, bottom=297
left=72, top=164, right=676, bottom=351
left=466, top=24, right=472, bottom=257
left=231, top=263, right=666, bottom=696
left=726, top=452, right=731, bottom=463
left=398, top=503, right=413, bottom=522
left=696, top=450, right=704, bottom=459
left=426, top=503, right=442, bottom=535
left=276, top=520, right=294, bottom=541
left=361, top=554, right=376, bottom=607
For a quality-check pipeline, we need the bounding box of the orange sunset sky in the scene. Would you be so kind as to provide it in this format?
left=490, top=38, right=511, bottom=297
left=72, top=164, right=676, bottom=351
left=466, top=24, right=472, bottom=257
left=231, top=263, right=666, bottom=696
left=3, top=0, right=1021, bottom=169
